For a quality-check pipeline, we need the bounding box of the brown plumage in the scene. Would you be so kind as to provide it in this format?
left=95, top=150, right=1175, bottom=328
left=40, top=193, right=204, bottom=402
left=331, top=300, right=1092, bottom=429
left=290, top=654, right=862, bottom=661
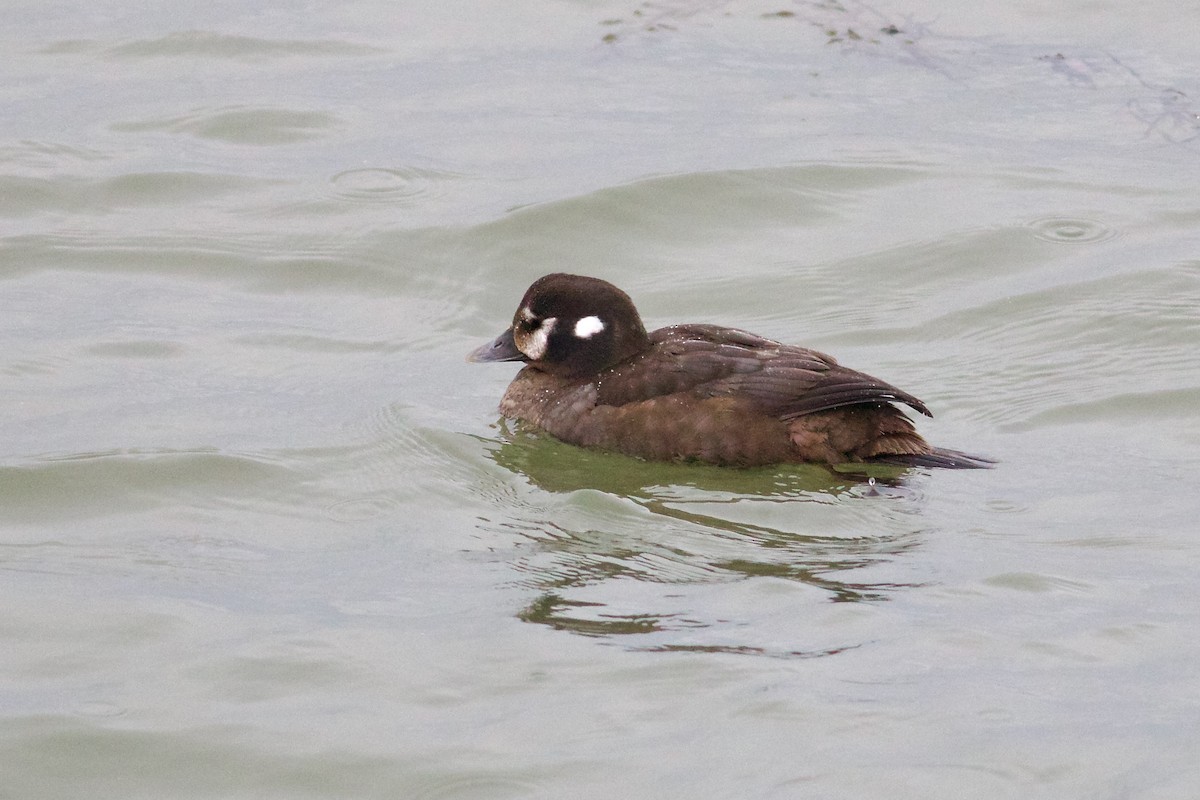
left=469, top=273, right=991, bottom=469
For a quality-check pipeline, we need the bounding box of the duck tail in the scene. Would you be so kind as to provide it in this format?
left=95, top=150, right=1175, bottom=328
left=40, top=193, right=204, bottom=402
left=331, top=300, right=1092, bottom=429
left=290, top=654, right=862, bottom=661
left=871, top=447, right=996, bottom=470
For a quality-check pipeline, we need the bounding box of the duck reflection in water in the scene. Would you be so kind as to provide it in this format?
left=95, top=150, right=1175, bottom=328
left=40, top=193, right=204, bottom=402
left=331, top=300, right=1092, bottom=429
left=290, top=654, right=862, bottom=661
left=481, top=422, right=932, bottom=657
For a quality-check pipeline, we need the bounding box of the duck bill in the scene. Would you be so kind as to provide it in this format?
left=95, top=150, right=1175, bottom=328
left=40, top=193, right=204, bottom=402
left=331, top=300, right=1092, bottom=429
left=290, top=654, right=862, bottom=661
left=467, top=328, right=526, bottom=363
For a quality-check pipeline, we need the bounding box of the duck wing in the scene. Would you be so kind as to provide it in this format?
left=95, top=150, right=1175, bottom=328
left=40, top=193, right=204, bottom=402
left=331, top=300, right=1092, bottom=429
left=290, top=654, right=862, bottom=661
left=595, top=324, right=931, bottom=419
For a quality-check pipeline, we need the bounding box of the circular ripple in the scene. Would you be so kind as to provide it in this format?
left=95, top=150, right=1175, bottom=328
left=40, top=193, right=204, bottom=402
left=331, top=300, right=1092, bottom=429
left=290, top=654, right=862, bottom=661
left=1027, top=217, right=1116, bottom=244
left=330, top=166, right=454, bottom=204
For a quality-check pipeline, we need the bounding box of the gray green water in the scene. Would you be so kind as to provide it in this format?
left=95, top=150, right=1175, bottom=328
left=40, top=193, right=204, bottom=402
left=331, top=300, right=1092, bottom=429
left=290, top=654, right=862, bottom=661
left=3, top=1, right=1200, bottom=797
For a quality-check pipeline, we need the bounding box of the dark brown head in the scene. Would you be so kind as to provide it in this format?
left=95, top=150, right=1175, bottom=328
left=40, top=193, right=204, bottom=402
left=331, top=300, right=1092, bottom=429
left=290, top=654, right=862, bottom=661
left=468, top=273, right=651, bottom=378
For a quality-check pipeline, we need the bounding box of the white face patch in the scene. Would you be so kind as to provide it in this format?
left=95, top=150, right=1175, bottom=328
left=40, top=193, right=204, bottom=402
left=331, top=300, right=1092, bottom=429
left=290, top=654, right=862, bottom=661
left=573, top=315, right=605, bottom=339
left=519, top=306, right=537, bottom=323
left=521, top=316, right=556, bottom=360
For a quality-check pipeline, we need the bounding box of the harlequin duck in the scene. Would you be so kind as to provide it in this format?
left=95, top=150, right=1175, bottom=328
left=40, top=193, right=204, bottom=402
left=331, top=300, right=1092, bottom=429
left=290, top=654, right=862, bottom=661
left=469, top=273, right=991, bottom=469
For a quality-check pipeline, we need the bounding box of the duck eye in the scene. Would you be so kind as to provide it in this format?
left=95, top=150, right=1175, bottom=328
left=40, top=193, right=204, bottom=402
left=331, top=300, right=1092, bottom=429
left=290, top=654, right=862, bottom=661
left=516, top=316, right=557, bottom=360
left=516, top=311, right=544, bottom=334
left=573, top=316, right=605, bottom=339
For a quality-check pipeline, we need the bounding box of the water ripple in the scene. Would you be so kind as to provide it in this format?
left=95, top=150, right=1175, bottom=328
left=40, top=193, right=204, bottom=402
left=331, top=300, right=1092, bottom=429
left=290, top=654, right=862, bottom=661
left=112, top=106, right=342, bottom=145
left=42, top=31, right=384, bottom=60
left=309, top=402, right=494, bottom=523
left=0, top=172, right=273, bottom=217
left=1025, top=216, right=1117, bottom=244
left=329, top=167, right=464, bottom=205
left=0, top=140, right=110, bottom=171
left=472, top=421, right=941, bottom=652
left=0, top=449, right=303, bottom=525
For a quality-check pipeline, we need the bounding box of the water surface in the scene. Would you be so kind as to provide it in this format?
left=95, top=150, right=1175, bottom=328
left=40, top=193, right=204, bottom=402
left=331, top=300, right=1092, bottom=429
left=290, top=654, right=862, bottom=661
left=3, top=1, right=1200, bottom=797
